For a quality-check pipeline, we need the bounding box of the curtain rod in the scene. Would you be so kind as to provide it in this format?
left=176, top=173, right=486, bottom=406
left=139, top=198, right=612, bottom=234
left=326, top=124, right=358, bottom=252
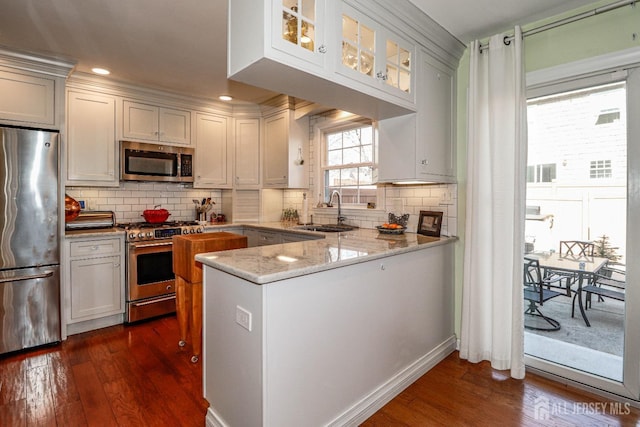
left=479, top=0, right=636, bottom=52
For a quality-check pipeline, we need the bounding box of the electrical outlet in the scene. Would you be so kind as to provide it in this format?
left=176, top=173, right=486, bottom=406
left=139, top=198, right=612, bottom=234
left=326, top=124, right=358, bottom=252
left=235, top=305, right=252, bottom=332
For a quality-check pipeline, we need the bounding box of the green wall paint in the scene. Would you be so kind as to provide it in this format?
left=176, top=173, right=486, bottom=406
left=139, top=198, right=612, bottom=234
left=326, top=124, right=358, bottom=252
left=453, top=1, right=640, bottom=339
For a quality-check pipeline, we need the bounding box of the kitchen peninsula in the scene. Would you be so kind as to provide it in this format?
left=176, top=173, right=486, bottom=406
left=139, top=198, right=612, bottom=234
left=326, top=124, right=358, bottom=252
left=196, top=228, right=456, bottom=426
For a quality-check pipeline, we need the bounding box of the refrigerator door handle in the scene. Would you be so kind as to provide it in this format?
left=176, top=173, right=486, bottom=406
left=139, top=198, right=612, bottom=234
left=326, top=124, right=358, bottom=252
left=0, top=270, right=54, bottom=284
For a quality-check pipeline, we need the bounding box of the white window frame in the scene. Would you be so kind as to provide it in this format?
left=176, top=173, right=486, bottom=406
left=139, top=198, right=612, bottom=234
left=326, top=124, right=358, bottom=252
left=313, top=116, right=384, bottom=211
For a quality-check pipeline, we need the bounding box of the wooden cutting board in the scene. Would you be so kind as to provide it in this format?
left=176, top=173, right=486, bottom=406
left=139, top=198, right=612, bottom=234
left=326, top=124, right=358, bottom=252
left=173, top=232, right=247, bottom=283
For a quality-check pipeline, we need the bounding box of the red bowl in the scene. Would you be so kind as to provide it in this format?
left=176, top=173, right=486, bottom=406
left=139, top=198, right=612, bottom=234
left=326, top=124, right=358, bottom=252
left=142, top=209, right=171, bottom=223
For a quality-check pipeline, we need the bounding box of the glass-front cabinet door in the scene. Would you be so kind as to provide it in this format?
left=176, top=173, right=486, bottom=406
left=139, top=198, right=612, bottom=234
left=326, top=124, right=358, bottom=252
left=341, top=13, right=375, bottom=79
left=385, top=39, right=412, bottom=94
left=273, top=0, right=327, bottom=68
left=339, top=4, right=414, bottom=103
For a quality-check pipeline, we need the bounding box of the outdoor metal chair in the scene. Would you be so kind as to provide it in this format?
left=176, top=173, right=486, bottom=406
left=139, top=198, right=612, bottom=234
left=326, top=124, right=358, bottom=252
left=583, top=264, right=626, bottom=309
left=524, top=257, right=563, bottom=331
left=559, top=240, right=595, bottom=257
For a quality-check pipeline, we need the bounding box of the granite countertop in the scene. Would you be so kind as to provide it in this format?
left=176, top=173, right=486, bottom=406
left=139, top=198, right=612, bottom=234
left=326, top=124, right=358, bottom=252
left=196, top=224, right=455, bottom=285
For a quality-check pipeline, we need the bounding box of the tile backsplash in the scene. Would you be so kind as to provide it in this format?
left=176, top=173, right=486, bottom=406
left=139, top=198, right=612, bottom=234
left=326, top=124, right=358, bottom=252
left=67, top=182, right=457, bottom=236
left=65, top=182, right=223, bottom=223
left=283, top=183, right=457, bottom=236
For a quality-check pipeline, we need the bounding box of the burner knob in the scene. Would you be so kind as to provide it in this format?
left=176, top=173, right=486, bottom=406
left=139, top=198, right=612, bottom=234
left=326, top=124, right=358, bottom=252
left=197, top=228, right=203, bottom=233
left=129, top=232, right=136, bottom=240
left=138, top=232, right=145, bottom=239
left=189, top=228, right=196, bottom=234
left=146, top=231, right=153, bottom=238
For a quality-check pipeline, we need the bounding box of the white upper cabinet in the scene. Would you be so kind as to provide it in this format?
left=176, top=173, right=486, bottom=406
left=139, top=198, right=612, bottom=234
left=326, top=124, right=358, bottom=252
left=376, top=49, right=455, bottom=183
left=0, top=69, right=55, bottom=126
left=416, top=55, right=454, bottom=179
left=338, top=4, right=414, bottom=104
left=66, top=89, right=118, bottom=186
left=272, top=0, right=327, bottom=70
left=263, top=109, right=309, bottom=188
left=194, top=112, right=232, bottom=188
left=234, top=118, right=261, bottom=189
left=228, top=0, right=417, bottom=119
left=123, top=100, right=191, bottom=145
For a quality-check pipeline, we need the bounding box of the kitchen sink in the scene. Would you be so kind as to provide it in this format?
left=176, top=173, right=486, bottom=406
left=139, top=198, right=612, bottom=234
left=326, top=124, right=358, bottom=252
left=295, top=224, right=357, bottom=232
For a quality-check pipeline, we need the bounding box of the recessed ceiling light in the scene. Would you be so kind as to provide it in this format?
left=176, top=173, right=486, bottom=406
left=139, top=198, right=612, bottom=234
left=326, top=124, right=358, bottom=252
left=91, top=67, right=110, bottom=75
left=219, top=95, right=233, bottom=101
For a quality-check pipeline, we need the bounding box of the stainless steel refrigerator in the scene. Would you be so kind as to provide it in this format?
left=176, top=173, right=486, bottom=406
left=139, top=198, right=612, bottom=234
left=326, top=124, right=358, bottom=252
left=0, top=126, right=60, bottom=355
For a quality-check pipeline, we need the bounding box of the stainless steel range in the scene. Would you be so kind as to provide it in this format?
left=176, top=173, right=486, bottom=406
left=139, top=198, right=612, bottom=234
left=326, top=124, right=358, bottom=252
left=118, top=221, right=204, bottom=323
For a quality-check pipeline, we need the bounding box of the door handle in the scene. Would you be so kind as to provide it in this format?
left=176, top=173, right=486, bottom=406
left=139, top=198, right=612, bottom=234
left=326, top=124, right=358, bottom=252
left=0, top=270, right=54, bottom=284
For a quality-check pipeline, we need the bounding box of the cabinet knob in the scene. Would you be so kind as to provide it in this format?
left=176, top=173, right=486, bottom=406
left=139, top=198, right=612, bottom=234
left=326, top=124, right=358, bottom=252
left=421, top=159, right=429, bottom=165
left=166, top=285, right=172, bottom=291
left=318, top=45, right=327, bottom=54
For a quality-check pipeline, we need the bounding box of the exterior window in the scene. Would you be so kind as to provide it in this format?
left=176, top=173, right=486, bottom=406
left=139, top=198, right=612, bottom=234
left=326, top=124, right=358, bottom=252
left=595, top=109, right=620, bottom=125
left=527, top=163, right=556, bottom=183
left=590, top=160, right=612, bottom=178
left=323, top=125, right=376, bottom=206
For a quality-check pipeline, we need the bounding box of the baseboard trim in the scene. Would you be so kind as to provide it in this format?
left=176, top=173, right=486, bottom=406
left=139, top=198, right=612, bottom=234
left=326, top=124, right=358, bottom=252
left=327, top=335, right=457, bottom=426
left=65, top=313, right=124, bottom=336
left=205, top=406, right=229, bottom=427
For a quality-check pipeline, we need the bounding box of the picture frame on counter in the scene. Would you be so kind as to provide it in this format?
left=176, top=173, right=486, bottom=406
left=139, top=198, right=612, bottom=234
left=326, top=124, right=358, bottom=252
left=417, top=211, right=443, bottom=237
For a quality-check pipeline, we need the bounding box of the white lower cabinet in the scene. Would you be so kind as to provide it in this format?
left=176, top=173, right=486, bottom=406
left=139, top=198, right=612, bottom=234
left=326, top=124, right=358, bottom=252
left=65, top=235, right=125, bottom=334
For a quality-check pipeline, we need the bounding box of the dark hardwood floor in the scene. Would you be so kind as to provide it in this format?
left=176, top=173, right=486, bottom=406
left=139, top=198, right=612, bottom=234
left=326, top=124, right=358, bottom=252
left=1, top=315, right=639, bottom=426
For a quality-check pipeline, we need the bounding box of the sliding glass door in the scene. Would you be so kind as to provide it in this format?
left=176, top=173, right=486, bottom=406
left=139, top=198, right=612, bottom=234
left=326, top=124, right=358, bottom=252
left=524, top=65, right=640, bottom=400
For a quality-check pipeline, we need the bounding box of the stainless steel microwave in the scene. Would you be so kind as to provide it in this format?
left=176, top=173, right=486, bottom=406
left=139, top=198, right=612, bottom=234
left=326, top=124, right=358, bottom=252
left=120, top=141, right=194, bottom=183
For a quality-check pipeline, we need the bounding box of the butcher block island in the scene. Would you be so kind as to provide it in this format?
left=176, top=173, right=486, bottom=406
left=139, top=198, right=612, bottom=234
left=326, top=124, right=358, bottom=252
left=172, top=232, right=247, bottom=363
left=195, top=228, right=456, bottom=427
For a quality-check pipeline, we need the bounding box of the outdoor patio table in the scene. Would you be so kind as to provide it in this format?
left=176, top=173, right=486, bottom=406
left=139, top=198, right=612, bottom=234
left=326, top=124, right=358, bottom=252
left=525, top=252, right=609, bottom=327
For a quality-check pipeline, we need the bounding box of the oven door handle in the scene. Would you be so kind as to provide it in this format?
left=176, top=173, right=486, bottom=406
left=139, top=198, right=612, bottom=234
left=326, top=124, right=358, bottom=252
left=131, top=295, right=176, bottom=307
left=130, top=241, right=173, bottom=249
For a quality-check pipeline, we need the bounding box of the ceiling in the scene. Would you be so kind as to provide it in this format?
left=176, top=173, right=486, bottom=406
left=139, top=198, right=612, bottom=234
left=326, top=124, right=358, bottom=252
left=0, top=0, right=599, bottom=104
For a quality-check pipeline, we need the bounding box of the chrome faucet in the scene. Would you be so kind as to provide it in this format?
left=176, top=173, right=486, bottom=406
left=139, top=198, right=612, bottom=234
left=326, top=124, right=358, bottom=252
left=330, top=190, right=346, bottom=225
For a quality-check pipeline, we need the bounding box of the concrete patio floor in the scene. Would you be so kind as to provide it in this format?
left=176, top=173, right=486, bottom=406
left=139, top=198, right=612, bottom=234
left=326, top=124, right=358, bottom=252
left=524, top=293, right=624, bottom=381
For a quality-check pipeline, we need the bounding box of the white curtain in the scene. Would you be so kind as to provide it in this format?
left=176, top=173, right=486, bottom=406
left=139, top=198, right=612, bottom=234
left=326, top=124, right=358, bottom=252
left=460, top=26, right=527, bottom=379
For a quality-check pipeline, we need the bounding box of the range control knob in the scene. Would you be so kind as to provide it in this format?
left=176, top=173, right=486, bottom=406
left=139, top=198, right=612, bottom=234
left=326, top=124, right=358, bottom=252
left=196, top=228, right=203, bottom=233
left=189, top=228, right=196, bottom=234
left=146, top=231, right=153, bottom=238
left=137, top=232, right=145, bottom=239
left=129, top=232, right=136, bottom=240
